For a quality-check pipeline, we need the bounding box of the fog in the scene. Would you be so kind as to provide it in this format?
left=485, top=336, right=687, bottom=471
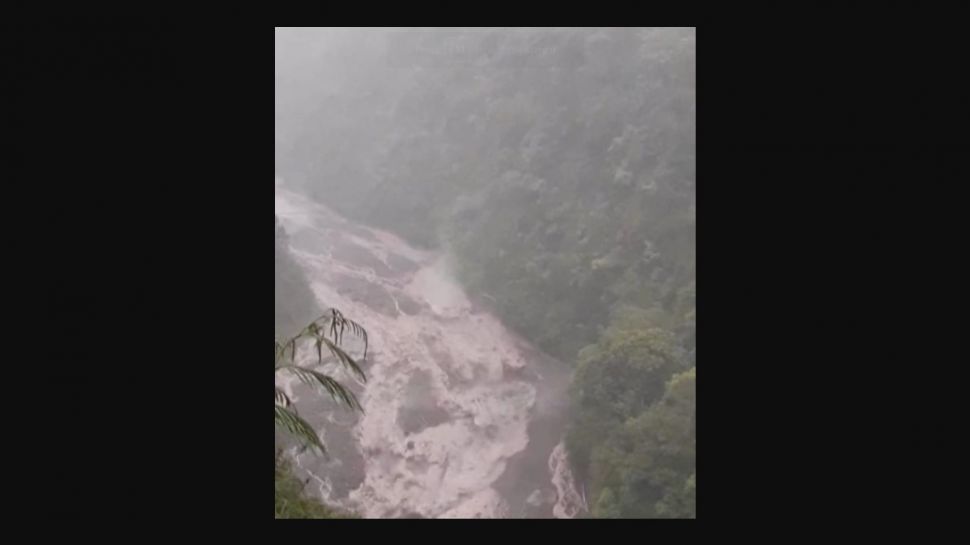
left=275, top=28, right=695, bottom=519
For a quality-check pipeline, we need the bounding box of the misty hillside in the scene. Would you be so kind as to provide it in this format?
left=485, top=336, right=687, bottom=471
left=275, top=27, right=695, bottom=519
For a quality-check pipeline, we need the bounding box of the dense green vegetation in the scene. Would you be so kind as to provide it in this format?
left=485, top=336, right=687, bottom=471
left=275, top=450, right=358, bottom=519
left=277, top=28, right=695, bottom=518
left=567, top=322, right=695, bottom=517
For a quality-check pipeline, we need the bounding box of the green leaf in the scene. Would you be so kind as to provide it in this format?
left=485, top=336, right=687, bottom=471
left=278, top=364, right=363, bottom=413
left=275, top=309, right=369, bottom=461
left=318, top=335, right=367, bottom=384
left=275, top=405, right=326, bottom=455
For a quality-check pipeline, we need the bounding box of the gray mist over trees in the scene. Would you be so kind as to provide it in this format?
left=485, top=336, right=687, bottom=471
left=275, top=27, right=695, bottom=519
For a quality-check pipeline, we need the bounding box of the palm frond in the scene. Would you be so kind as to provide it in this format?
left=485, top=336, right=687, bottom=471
left=278, top=364, right=363, bottom=413
left=316, top=308, right=368, bottom=360
left=315, top=334, right=367, bottom=383
left=275, top=405, right=325, bottom=455
left=275, top=386, right=292, bottom=408
left=276, top=310, right=368, bottom=383
left=275, top=337, right=299, bottom=366
left=275, top=308, right=368, bottom=457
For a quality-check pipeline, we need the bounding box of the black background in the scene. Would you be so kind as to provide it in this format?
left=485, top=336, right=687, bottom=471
left=7, top=20, right=965, bottom=531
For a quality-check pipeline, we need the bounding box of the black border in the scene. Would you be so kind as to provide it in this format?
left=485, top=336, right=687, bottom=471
left=12, top=25, right=267, bottom=520
left=8, top=23, right=962, bottom=527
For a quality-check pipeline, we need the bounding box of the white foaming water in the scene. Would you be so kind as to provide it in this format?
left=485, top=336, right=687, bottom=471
left=549, top=441, right=587, bottom=518
left=275, top=180, right=582, bottom=518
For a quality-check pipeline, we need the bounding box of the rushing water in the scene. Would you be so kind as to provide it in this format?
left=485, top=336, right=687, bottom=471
left=275, top=179, right=584, bottom=518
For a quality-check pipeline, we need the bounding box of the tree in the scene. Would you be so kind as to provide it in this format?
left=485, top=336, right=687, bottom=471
left=591, top=367, right=696, bottom=518
left=593, top=487, right=621, bottom=518
left=274, top=309, right=368, bottom=454
left=566, top=325, right=685, bottom=474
